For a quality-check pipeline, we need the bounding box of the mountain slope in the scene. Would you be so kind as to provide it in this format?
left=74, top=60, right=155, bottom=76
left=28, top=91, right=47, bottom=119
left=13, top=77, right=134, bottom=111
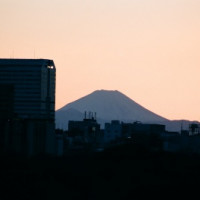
left=56, top=90, right=168, bottom=130
left=56, top=108, right=83, bottom=130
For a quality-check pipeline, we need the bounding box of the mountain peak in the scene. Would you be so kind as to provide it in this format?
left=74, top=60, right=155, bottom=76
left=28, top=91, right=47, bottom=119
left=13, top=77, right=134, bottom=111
left=93, top=89, right=119, bottom=93
left=56, top=90, right=194, bottom=132
left=91, top=89, right=121, bottom=96
left=88, top=89, right=132, bottom=100
left=58, top=89, right=167, bottom=122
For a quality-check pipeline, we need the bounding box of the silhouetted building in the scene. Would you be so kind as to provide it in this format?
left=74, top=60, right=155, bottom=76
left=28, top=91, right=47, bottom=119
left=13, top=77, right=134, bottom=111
left=67, top=112, right=103, bottom=151
left=0, top=84, right=14, bottom=119
left=104, top=120, right=122, bottom=143
left=120, top=121, right=165, bottom=150
left=162, top=131, right=181, bottom=152
left=121, top=121, right=165, bottom=136
left=189, top=123, right=200, bottom=136
left=0, top=59, right=56, bottom=156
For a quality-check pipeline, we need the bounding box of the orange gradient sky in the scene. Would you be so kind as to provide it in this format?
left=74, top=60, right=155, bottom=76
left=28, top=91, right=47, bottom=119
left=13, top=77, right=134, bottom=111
left=1, top=0, right=200, bottom=121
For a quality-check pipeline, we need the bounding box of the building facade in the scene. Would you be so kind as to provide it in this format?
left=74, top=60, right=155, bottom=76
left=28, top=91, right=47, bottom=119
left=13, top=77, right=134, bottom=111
left=67, top=112, right=103, bottom=151
left=104, top=120, right=122, bottom=143
left=0, top=59, right=56, bottom=156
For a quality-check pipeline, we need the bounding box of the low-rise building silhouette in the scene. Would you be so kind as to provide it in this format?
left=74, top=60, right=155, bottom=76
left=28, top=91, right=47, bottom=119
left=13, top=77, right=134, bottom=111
left=104, top=120, right=122, bottom=144
left=67, top=112, right=103, bottom=151
left=189, top=123, right=200, bottom=136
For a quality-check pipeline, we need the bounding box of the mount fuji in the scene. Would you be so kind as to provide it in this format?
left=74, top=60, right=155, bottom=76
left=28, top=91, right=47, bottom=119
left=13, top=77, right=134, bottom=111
left=56, top=90, right=171, bottom=130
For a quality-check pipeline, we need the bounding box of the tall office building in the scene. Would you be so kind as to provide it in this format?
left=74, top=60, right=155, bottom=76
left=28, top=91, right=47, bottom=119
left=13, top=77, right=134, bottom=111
left=0, top=59, right=56, bottom=156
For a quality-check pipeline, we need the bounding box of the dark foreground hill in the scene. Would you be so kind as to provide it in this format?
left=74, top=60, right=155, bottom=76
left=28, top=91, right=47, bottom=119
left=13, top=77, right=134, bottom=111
left=1, top=146, right=200, bottom=200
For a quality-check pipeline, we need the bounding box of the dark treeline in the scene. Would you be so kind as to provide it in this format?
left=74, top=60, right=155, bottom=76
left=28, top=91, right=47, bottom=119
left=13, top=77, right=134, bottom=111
left=1, top=144, right=200, bottom=200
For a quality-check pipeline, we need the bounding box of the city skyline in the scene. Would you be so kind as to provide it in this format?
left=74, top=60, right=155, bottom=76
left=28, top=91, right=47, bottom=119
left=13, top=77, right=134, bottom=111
left=1, top=0, right=200, bottom=121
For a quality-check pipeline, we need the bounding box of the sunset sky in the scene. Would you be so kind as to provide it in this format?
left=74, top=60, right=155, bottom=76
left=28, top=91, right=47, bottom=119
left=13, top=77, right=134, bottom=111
left=1, top=0, right=200, bottom=121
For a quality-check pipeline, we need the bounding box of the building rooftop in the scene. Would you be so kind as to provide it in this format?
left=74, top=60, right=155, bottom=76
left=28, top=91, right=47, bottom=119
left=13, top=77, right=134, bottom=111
left=0, top=58, right=55, bottom=67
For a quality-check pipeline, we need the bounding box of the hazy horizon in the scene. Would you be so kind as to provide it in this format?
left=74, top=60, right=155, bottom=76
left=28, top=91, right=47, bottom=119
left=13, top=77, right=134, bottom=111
left=1, top=0, right=200, bottom=121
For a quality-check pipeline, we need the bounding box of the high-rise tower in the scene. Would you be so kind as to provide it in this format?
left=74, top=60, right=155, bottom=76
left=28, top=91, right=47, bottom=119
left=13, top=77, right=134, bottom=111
left=0, top=59, right=56, bottom=156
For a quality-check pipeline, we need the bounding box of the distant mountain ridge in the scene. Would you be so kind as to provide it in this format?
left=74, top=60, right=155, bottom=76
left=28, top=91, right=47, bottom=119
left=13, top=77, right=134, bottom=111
left=56, top=90, right=169, bottom=130
left=59, top=90, right=167, bottom=121
left=56, top=90, right=199, bottom=131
